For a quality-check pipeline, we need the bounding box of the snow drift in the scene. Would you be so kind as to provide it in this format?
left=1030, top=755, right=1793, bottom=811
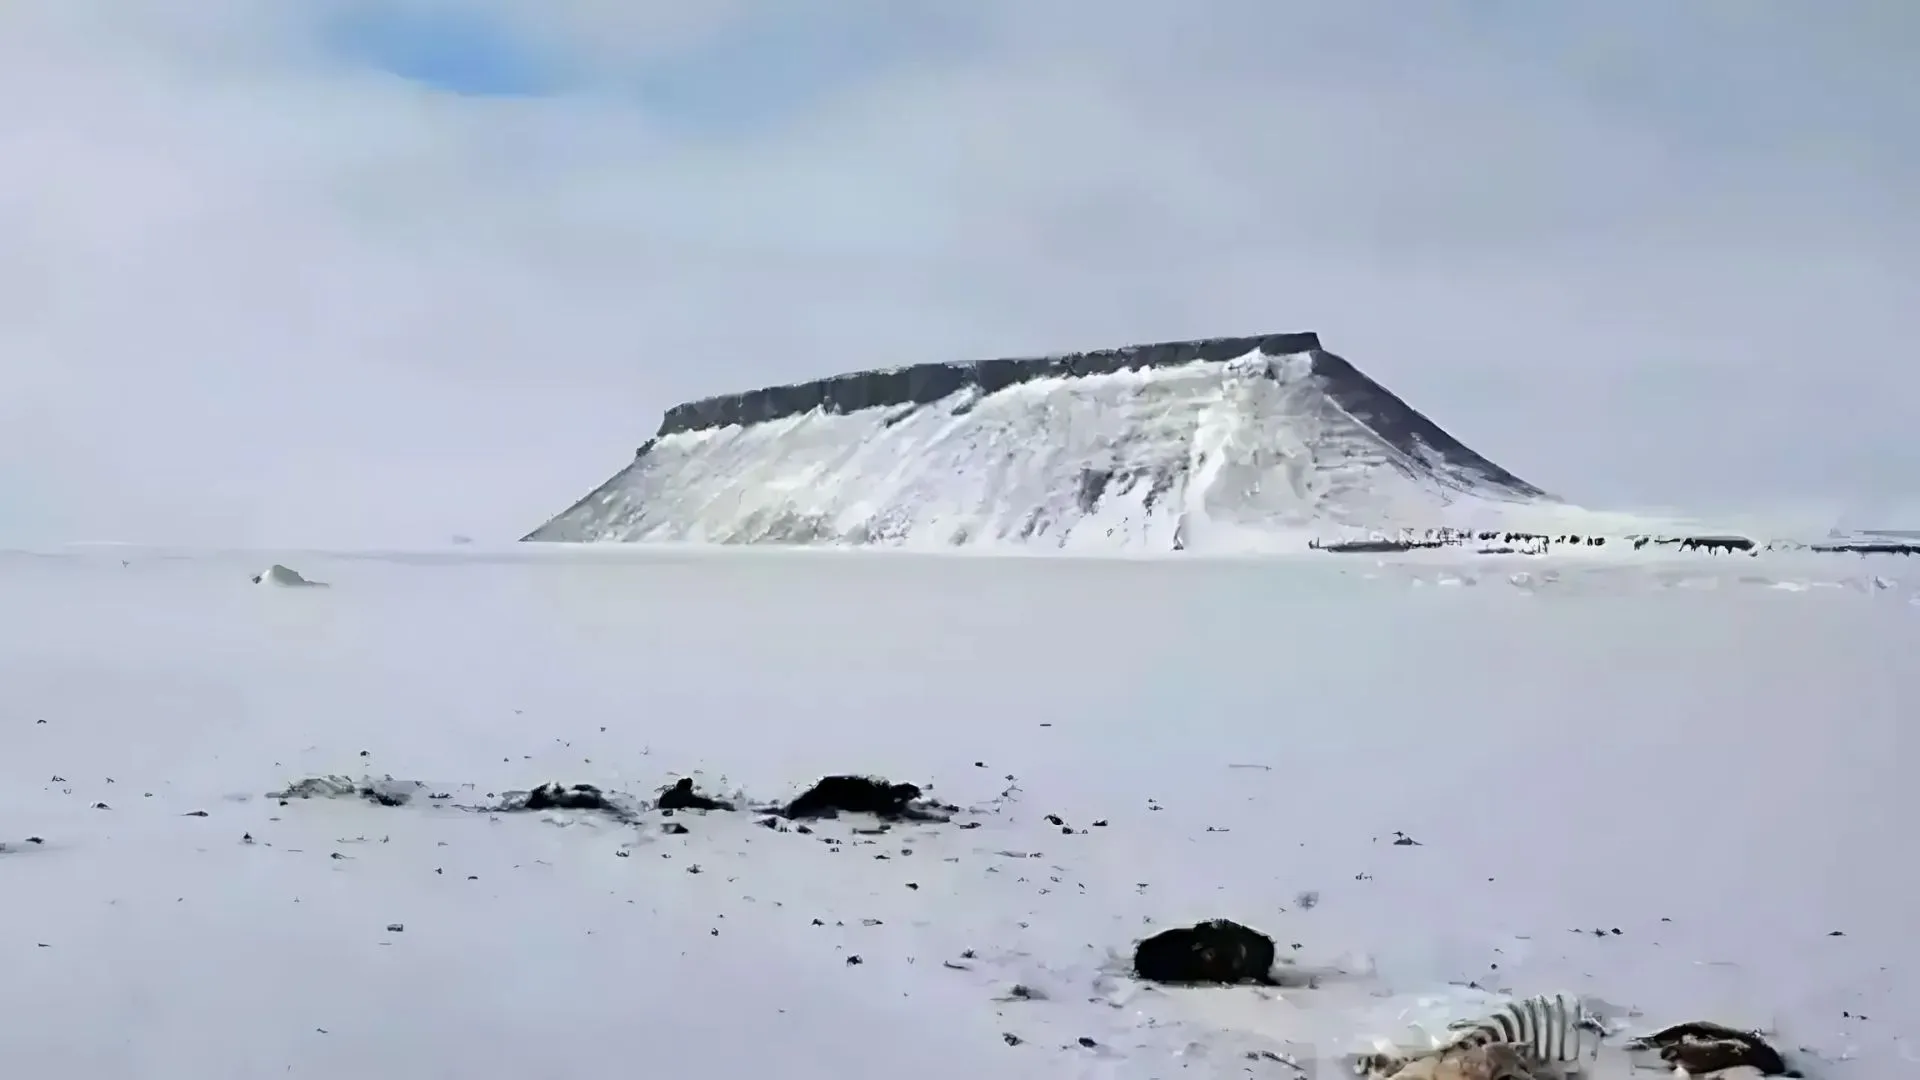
left=251, top=563, right=328, bottom=587
left=524, top=332, right=1556, bottom=548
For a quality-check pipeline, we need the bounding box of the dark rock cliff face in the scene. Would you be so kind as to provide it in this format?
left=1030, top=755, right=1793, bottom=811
left=654, top=333, right=1323, bottom=436
left=524, top=331, right=1549, bottom=543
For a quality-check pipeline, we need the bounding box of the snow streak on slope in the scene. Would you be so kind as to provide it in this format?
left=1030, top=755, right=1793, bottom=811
left=528, top=333, right=1554, bottom=548
left=1, top=545, right=1911, bottom=1078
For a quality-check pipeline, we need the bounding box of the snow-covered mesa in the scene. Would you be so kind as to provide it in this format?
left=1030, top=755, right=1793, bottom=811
left=530, top=331, right=1906, bottom=553
left=1, top=543, right=1910, bottom=1078
left=528, top=336, right=1620, bottom=548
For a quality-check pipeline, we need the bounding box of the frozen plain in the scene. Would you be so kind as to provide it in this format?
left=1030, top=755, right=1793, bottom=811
left=0, top=542, right=1913, bottom=1079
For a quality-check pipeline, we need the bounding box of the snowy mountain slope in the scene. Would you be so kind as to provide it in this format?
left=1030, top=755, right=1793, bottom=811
left=527, top=333, right=1566, bottom=548
left=2, top=545, right=1912, bottom=1078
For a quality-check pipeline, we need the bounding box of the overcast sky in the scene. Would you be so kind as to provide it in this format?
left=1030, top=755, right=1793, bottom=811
left=2, top=1, right=1914, bottom=545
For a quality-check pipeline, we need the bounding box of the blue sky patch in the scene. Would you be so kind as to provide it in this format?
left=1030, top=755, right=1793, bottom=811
left=323, top=6, right=562, bottom=97
left=317, top=5, right=981, bottom=137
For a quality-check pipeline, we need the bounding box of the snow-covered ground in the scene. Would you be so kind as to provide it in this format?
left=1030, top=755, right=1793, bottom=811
left=2, top=543, right=1912, bottom=1078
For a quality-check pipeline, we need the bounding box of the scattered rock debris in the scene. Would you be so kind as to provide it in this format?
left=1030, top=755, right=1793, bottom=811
left=1624, top=1021, right=1801, bottom=1077
left=46, top=756, right=1887, bottom=1078
left=1245, top=1049, right=1305, bottom=1075
left=1133, top=919, right=1279, bottom=986
left=267, top=775, right=430, bottom=808
left=271, top=771, right=966, bottom=833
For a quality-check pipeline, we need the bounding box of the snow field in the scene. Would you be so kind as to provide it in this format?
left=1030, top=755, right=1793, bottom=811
left=1, top=546, right=1911, bottom=1078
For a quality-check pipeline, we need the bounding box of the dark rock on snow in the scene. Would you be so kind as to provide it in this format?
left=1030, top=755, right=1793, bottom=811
left=781, top=775, right=952, bottom=822
left=1625, top=1021, right=1800, bottom=1077
left=657, top=777, right=734, bottom=812
left=1133, top=919, right=1279, bottom=986
left=524, top=783, right=614, bottom=811
left=502, top=782, right=646, bottom=824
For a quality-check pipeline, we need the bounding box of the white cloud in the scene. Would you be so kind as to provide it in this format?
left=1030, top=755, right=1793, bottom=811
left=2, top=1, right=1914, bottom=545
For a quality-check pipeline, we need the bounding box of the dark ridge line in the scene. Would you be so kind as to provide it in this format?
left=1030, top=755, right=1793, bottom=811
left=654, top=332, right=1323, bottom=437
left=1309, top=530, right=1920, bottom=557
left=1809, top=541, right=1920, bottom=555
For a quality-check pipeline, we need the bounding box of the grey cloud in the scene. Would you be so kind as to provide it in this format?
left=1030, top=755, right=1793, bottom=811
left=0, top=1, right=1912, bottom=544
